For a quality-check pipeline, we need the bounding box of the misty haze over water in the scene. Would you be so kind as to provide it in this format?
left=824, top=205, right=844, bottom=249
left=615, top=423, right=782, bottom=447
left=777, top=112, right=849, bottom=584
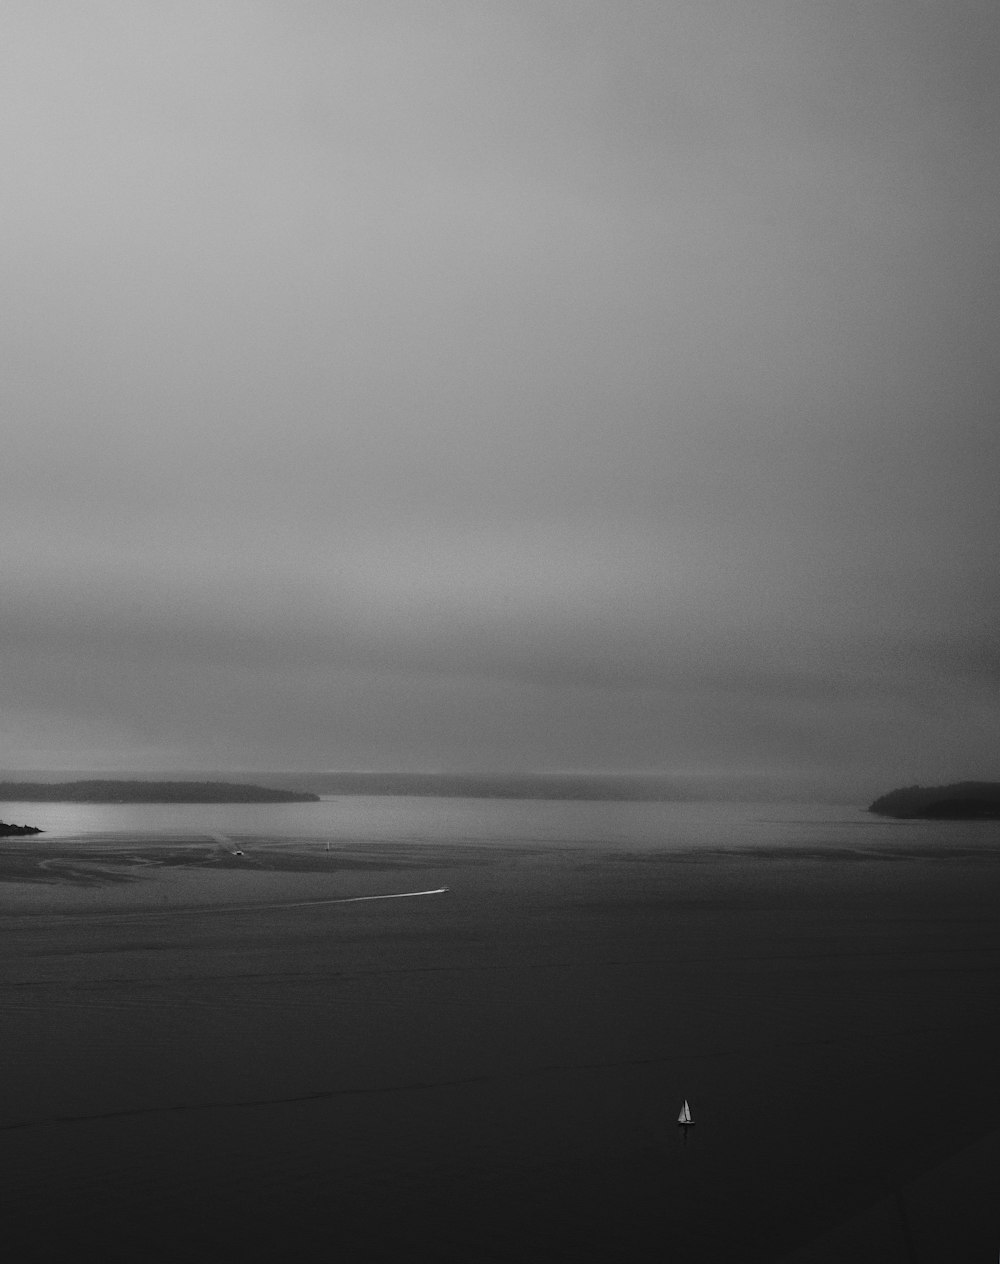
left=2, top=1, right=998, bottom=793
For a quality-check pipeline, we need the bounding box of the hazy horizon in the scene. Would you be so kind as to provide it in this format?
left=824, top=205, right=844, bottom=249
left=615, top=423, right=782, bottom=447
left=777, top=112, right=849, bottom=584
left=3, top=2, right=998, bottom=793
left=0, top=764, right=937, bottom=807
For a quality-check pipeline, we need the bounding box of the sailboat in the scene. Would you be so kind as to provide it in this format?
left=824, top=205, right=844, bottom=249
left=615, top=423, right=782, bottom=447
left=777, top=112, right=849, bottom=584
left=677, top=1099, right=693, bottom=1127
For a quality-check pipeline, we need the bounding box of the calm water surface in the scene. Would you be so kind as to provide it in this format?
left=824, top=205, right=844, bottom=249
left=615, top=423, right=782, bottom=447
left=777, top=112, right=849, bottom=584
left=3, top=793, right=991, bottom=850
left=1, top=798, right=997, bottom=1261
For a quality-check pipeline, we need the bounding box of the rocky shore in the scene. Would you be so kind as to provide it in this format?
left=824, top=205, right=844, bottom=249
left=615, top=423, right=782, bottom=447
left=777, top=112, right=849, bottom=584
left=0, top=821, right=42, bottom=837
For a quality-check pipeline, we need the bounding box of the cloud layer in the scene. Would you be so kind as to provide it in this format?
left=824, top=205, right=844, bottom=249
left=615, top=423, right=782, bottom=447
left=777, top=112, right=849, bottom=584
left=2, top=1, right=999, bottom=795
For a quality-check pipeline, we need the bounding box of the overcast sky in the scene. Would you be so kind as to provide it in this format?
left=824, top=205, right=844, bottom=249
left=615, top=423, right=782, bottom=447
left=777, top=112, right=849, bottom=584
left=2, top=1, right=998, bottom=795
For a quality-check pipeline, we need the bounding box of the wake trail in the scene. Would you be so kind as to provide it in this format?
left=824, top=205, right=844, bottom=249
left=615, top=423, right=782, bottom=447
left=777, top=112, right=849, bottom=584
left=17, top=887, right=450, bottom=925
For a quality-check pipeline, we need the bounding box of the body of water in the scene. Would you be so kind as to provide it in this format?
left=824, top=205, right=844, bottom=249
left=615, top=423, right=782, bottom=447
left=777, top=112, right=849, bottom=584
left=1, top=798, right=997, bottom=1260
left=4, top=791, right=995, bottom=851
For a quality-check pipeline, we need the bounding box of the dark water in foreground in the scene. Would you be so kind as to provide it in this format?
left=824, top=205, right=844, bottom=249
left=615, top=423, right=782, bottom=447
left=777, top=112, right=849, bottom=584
left=0, top=800, right=998, bottom=1261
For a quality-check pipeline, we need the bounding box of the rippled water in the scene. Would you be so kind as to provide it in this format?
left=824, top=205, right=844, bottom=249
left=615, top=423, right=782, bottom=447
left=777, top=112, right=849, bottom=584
left=1, top=798, right=998, bottom=1261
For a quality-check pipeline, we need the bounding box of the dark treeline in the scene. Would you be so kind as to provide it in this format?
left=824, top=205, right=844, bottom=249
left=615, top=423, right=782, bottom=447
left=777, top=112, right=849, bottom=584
left=0, top=781, right=319, bottom=804
left=869, top=781, right=1000, bottom=819
left=0, top=821, right=42, bottom=836
left=0, top=771, right=859, bottom=804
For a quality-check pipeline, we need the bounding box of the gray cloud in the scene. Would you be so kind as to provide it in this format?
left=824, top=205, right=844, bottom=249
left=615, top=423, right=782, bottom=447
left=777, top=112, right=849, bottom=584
left=2, top=1, right=998, bottom=794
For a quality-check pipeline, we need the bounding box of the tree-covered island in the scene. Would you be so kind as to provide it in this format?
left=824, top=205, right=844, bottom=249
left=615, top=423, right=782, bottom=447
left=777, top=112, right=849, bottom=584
left=869, top=782, right=1000, bottom=819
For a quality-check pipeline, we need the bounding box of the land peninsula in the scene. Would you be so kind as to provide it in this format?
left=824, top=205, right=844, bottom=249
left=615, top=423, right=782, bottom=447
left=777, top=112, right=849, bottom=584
left=869, top=781, right=1000, bottom=819
left=0, top=820, right=42, bottom=837
left=0, top=780, right=319, bottom=804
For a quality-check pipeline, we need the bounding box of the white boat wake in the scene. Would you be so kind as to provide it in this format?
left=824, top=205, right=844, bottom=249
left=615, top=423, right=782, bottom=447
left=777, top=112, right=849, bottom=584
left=253, top=887, right=451, bottom=911
left=33, top=887, right=451, bottom=924
left=330, top=887, right=449, bottom=903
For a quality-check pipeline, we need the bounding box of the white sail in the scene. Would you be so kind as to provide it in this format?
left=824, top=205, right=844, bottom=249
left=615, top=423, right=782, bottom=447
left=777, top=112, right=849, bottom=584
left=678, top=1100, right=692, bottom=1124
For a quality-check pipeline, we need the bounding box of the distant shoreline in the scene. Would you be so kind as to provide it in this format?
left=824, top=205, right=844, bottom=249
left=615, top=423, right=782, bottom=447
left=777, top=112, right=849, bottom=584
left=869, top=781, right=1000, bottom=819
left=0, top=781, right=319, bottom=804
left=216, top=772, right=846, bottom=803
left=0, top=771, right=864, bottom=804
